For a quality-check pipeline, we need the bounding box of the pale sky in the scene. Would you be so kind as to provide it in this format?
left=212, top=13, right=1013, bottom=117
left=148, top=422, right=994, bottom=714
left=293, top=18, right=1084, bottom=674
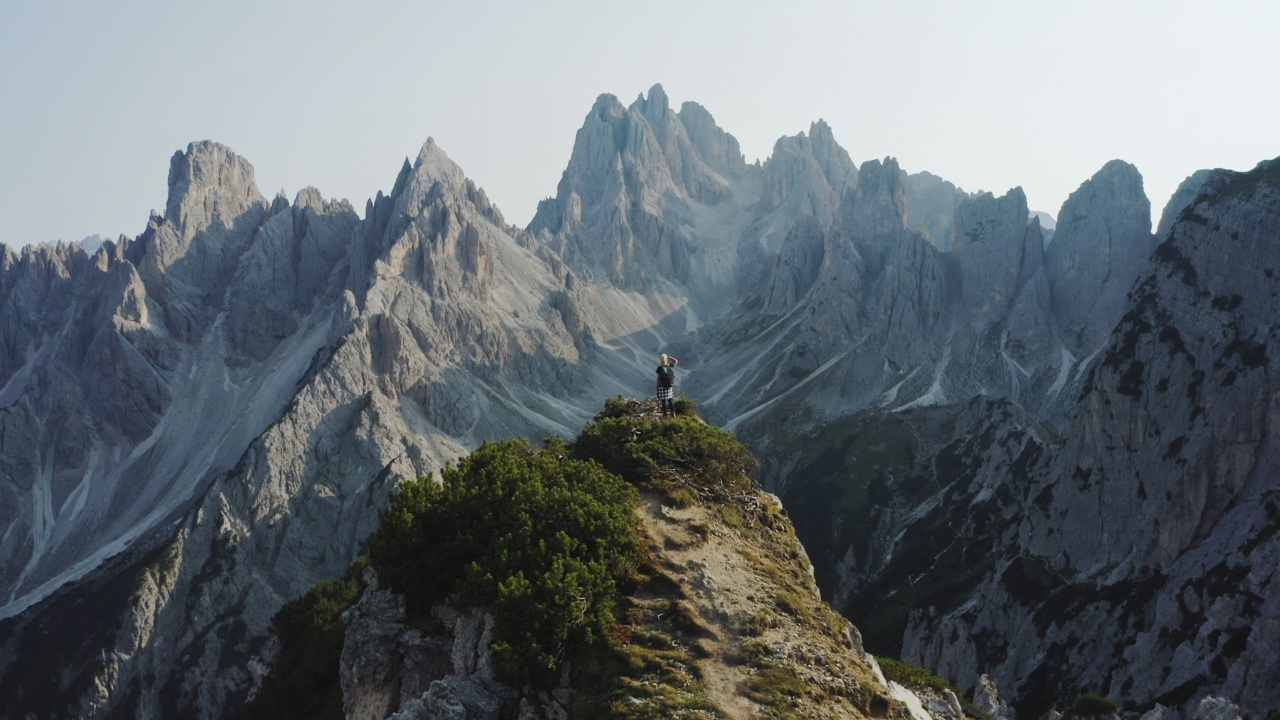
left=2, top=0, right=1276, bottom=248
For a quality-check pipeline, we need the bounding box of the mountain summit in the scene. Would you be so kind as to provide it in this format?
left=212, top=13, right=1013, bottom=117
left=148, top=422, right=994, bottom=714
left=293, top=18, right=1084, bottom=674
left=240, top=400, right=934, bottom=719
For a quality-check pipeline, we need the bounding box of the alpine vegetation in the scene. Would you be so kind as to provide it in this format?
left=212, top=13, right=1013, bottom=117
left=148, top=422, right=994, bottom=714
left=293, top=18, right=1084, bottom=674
left=239, top=400, right=904, bottom=719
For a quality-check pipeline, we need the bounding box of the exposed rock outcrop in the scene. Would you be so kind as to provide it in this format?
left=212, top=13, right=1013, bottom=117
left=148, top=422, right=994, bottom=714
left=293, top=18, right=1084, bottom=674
left=791, top=159, right=1280, bottom=719
left=340, top=569, right=527, bottom=720
left=297, top=405, right=909, bottom=719
left=905, top=171, right=970, bottom=251
left=1045, top=159, right=1155, bottom=357
left=528, top=86, right=713, bottom=291
left=972, top=675, right=1012, bottom=720
left=759, top=120, right=858, bottom=224
left=1156, top=169, right=1214, bottom=241
left=0, top=139, right=636, bottom=720
left=139, top=141, right=270, bottom=342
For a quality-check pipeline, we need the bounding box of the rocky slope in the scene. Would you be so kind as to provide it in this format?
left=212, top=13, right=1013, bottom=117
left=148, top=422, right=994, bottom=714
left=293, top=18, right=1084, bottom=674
left=248, top=400, right=997, bottom=720
left=0, top=138, right=661, bottom=720
left=776, top=161, right=1280, bottom=718
left=0, top=86, right=1273, bottom=719
left=341, top=410, right=893, bottom=719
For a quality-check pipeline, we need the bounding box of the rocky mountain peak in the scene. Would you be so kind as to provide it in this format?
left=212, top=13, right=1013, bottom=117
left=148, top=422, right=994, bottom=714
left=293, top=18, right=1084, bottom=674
left=905, top=171, right=971, bottom=251
left=759, top=122, right=858, bottom=221
left=952, top=186, right=1038, bottom=327
left=618, top=83, right=741, bottom=205
left=390, top=157, right=414, bottom=198
left=1045, top=158, right=1154, bottom=356
left=413, top=137, right=450, bottom=170
left=842, top=156, right=907, bottom=241
left=363, top=138, right=507, bottom=251
left=587, top=92, right=626, bottom=123
left=1156, top=168, right=1215, bottom=240
left=526, top=95, right=630, bottom=237
left=395, top=139, right=467, bottom=207
left=1052, top=159, right=1151, bottom=242
left=163, top=140, right=266, bottom=243
left=1092, top=158, right=1147, bottom=199
left=89, top=234, right=130, bottom=270
left=526, top=86, right=753, bottom=291
left=358, top=137, right=520, bottom=305
left=953, top=186, right=1030, bottom=248
left=293, top=186, right=339, bottom=213
left=634, top=82, right=671, bottom=122
left=137, top=141, right=271, bottom=336
left=411, top=138, right=463, bottom=187
left=806, top=118, right=838, bottom=153
left=676, top=100, right=746, bottom=179
left=953, top=186, right=1029, bottom=243
left=809, top=120, right=857, bottom=192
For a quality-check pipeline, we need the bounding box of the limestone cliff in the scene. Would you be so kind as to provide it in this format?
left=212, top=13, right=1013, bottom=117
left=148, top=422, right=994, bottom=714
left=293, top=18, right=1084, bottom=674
left=1045, top=159, right=1155, bottom=358
left=0, top=139, right=636, bottom=720
left=778, top=159, right=1280, bottom=719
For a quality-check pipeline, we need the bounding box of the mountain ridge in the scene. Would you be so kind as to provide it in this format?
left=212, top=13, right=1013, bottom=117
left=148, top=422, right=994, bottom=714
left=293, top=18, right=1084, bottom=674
left=242, top=400, right=921, bottom=720
left=1, top=88, right=1273, bottom=720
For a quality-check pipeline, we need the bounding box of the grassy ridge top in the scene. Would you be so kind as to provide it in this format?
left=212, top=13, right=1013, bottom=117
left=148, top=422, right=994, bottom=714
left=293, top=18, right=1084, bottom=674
left=238, top=397, right=900, bottom=719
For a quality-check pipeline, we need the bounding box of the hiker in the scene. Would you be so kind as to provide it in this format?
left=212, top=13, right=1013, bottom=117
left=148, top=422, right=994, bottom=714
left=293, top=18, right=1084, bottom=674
left=656, top=353, right=679, bottom=418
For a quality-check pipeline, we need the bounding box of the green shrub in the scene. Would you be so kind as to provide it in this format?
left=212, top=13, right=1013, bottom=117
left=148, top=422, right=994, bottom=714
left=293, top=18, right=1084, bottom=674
left=572, top=416, right=757, bottom=495
left=367, top=438, right=640, bottom=688
left=773, top=591, right=810, bottom=621
left=743, top=610, right=780, bottom=636
left=239, top=400, right=763, bottom=716
left=1063, top=693, right=1117, bottom=718
left=876, top=656, right=953, bottom=695
left=665, top=486, right=698, bottom=508
left=234, top=559, right=368, bottom=720
left=673, top=395, right=698, bottom=417
left=716, top=505, right=747, bottom=531
left=598, top=394, right=697, bottom=419
left=878, top=656, right=993, bottom=719
left=742, top=665, right=805, bottom=708
left=600, top=394, right=642, bottom=419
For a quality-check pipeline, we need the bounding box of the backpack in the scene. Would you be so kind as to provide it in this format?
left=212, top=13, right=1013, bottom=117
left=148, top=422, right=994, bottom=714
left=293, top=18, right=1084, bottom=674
left=658, top=365, right=675, bottom=388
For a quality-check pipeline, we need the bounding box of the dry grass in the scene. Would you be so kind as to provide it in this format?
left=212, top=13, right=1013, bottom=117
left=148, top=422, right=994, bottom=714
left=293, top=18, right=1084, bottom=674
left=619, top=487, right=899, bottom=719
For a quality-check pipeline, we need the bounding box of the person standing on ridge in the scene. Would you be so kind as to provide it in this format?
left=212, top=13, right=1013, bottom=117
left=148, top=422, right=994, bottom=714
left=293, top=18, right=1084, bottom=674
left=656, top=353, right=679, bottom=418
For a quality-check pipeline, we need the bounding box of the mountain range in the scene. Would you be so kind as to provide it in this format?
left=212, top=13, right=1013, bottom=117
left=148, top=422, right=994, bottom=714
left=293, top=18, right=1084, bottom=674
left=0, top=84, right=1275, bottom=719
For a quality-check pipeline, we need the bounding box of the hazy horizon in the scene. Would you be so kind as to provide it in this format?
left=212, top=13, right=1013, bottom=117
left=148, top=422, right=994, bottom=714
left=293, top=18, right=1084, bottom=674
left=2, top=0, right=1276, bottom=248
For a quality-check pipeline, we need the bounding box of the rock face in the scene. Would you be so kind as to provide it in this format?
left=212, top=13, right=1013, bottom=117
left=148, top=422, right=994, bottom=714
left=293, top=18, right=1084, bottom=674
left=689, top=155, right=1140, bottom=439
left=0, top=139, right=649, bottom=720
left=758, top=119, right=858, bottom=224
left=528, top=85, right=735, bottom=292
left=1045, top=159, right=1155, bottom=358
left=777, top=160, right=1280, bottom=719
left=972, top=675, right=1012, bottom=720
left=905, top=171, right=971, bottom=251
left=0, top=88, right=1274, bottom=720
left=990, top=162, right=1280, bottom=716
left=527, top=86, right=854, bottom=323
left=339, top=569, right=526, bottom=720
